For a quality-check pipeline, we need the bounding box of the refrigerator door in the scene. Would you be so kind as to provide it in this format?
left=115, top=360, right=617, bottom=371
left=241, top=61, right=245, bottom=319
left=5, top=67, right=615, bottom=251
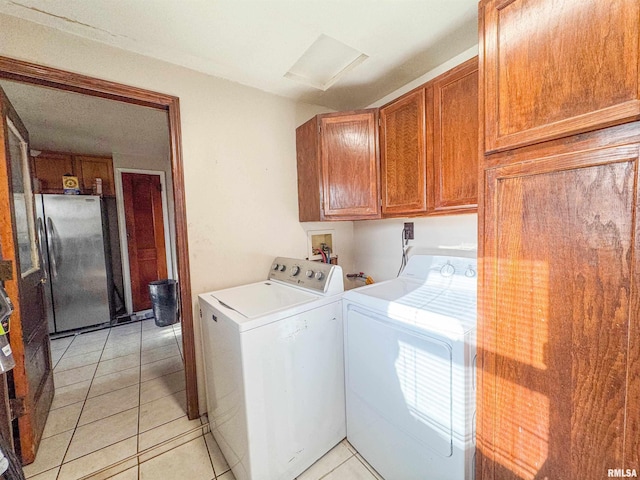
left=35, top=195, right=55, bottom=334
left=43, top=195, right=111, bottom=332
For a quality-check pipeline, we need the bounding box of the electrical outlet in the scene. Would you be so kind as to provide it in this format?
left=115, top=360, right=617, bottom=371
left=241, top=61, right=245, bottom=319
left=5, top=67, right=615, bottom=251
left=404, top=222, right=414, bottom=240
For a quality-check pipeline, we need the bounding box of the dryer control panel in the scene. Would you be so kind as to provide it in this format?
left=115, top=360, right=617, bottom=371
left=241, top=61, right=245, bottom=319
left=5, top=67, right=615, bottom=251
left=268, top=257, right=343, bottom=296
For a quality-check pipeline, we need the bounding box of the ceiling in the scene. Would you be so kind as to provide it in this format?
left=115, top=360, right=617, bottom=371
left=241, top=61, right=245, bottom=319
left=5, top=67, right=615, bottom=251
left=0, top=79, right=171, bottom=158
left=0, top=0, right=479, bottom=111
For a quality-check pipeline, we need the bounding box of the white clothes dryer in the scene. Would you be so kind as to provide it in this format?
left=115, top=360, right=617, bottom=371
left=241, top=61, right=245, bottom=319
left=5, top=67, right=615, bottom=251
left=342, top=249, right=477, bottom=480
left=199, top=257, right=345, bottom=480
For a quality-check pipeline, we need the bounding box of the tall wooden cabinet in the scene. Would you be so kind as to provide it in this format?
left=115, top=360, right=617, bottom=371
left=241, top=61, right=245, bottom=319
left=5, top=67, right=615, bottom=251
left=479, top=130, right=640, bottom=479
left=477, top=0, right=640, bottom=478
left=296, top=109, right=380, bottom=221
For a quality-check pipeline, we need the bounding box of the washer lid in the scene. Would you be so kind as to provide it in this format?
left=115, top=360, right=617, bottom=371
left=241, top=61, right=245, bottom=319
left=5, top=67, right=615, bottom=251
left=209, top=281, right=319, bottom=319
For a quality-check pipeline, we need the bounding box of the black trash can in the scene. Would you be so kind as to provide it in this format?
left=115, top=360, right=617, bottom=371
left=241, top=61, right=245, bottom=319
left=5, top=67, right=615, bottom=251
left=148, top=279, right=179, bottom=327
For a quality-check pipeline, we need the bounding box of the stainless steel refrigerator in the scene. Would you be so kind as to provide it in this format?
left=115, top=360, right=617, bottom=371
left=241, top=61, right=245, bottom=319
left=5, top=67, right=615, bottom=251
left=35, top=194, right=113, bottom=334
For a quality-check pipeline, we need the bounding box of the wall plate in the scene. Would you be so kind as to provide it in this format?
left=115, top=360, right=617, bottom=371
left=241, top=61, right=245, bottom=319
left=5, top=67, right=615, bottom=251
left=307, top=229, right=336, bottom=261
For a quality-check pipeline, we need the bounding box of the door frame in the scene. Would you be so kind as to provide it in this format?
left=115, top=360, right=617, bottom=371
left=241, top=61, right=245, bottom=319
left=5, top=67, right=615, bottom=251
left=115, top=168, right=174, bottom=315
left=0, top=55, right=199, bottom=419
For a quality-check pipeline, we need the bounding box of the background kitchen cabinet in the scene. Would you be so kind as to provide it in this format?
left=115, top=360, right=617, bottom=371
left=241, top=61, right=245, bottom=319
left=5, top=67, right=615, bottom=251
left=74, top=155, right=115, bottom=196
left=296, top=109, right=380, bottom=221
left=379, top=88, right=430, bottom=217
left=428, top=56, right=478, bottom=215
left=32, top=151, right=73, bottom=193
left=481, top=0, right=640, bottom=153
left=32, top=151, right=115, bottom=196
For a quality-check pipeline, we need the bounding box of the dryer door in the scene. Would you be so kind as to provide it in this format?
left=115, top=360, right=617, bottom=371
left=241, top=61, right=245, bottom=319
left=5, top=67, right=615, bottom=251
left=344, top=303, right=459, bottom=480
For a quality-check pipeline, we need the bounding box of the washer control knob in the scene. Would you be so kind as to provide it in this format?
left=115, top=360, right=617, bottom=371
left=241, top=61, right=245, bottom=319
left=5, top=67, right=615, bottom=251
left=465, top=267, right=476, bottom=278
left=272, top=263, right=279, bottom=271
left=314, top=271, right=324, bottom=281
left=291, top=266, right=300, bottom=276
left=440, top=263, right=455, bottom=277
left=306, top=270, right=314, bottom=278
left=279, top=264, right=286, bottom=272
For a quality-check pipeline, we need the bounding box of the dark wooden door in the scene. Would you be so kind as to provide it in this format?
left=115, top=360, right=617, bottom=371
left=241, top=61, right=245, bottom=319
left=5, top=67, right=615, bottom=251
left=0, top=87, right=53, bottom=464
left=122, top=173, right=168, bottom=312
left=0, top=248, right=15, bottom=453
left=478, top=142, right=640, bottom=479
left=380, top=88, right=429, bottom=216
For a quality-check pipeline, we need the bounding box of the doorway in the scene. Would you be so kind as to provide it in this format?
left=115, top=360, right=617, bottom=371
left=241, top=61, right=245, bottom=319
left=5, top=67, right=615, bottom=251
left=116, top=170, right=173, bottom=314
left=0, top=55, right=198, bottom=451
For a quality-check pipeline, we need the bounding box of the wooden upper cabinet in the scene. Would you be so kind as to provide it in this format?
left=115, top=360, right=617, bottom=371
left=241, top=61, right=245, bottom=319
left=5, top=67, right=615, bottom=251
left=74, top=155, right=115, bottom=196
left=32, top=151, right=73, bottom=193
left=481, top=0, right=640, bottom=153
left=32, top=151, right=115, bottom=196
left=380, top=88, right=429, bottom=216
left=429, top=57, right=478, bottom=214
left=296, top=110, right=380, bottom=221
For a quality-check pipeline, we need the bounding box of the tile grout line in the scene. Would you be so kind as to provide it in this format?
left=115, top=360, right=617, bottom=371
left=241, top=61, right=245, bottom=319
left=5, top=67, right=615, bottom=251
left=316, top=451, right=356, bottom=480
left=77, top=420, right=211, bottom=479
left=354, top=454, right=382, bottom=479
left=54, top=329, right=111, bottom=480
left=173, top=321, right=184, bottom=362
left=137, top=320, right=143, bottom=480
left=40, top=321, right=186, bottom=480
left=202, top=424, right=219, bottom=479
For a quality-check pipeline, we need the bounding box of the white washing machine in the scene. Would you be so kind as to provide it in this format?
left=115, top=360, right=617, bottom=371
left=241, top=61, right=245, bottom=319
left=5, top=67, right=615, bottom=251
left=342, top=249, right=477, bottom=480
left=199, top=257, right=345, bottom=480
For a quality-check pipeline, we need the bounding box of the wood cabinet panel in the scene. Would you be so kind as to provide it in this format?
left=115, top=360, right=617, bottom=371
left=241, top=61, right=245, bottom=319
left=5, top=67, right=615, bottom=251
left=32, top=152, right=114, bottom=196
left=296, top=110, right=380, bottom=221
left=380, top=88, right=429, bottom=216
left=320, top=111, right=379, bottom=218
left=296, top=118, right=322, bottom=222
left=32, top=152, right=73, bottom=193
left=481, top=0, right=640, bottom=153
left=74, top=155, right=115, bottom=196
left=478, top=143, right=640, bottom=479
left=429, top=57, right=478, bottom=214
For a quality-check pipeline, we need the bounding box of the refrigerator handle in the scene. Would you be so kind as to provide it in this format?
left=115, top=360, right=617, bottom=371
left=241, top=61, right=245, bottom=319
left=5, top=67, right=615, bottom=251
left=46, top=217, right=58, bottom=279
left=36, top=218, right=48, bottom=283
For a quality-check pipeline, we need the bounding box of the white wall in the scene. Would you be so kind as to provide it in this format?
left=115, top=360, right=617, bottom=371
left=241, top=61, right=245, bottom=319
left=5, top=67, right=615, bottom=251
left=0, top=13, right=355, bottom=413
left=352, top=46, right=479, bottom=282
left=351, top=215, right=477, bottom=282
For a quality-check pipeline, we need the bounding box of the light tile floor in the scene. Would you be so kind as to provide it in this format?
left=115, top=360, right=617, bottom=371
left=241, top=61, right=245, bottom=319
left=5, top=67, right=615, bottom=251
left=24, top=319, right=382, bottom=480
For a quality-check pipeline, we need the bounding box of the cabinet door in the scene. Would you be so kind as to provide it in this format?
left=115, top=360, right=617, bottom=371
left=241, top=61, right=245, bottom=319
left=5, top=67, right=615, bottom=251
left=380, top=89, right=428, bottom=216
left=74, top=155, right=115, bottom=196
left=481, top=0, right=640, bottom=153
left=296, top=117, right=322, bottom=222
left=478, top=143, right=640, bottom=479
left=32, top=152, right=73, bottom=193
left=429, top=57, right=478, bottom=214
left=320, top=111, right=379, bottom=219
